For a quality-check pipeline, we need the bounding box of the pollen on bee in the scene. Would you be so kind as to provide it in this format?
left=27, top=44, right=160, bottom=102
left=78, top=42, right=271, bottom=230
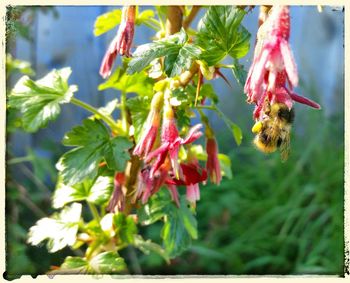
left=252, top=121, right=263, bottom=133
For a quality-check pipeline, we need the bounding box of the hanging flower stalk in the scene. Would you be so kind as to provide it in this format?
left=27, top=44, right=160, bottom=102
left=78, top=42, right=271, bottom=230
left=244, top=5, right=320, bottom=160
left=244, top=5, right=320, bottom=119
left=99, top=6, right=136, bottom=78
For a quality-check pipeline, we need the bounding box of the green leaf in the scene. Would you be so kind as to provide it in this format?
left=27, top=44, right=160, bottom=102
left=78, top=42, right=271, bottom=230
left=60, top=257, right=88, bottom=273
left=164, top=43, right=202, bottom=77
left=113, top=214, right=138, bottom=244
left=93, top=9, right=121, bottom=36
left=137, top=190, right=169, bottom=226
left=161, top=196, right=198, bottom=257
left=58, top=252, right=126, bottom=274
left=57, top=119, right=132, bottom=185
left=135, top=9, right=160, bottom=30
left=138, top=190, right=198, bottom=257
left=27, top=203, right=82, bottom=253
left=89, top=252, right=127, bottom=273
left=127, top=28, right=201, bottom=77
left=199, top=83, right=218, bottom=104
left=53, top=175, right=114, bottom=209
left=98, top=67, right=153, bottom=96
left=231, top=123, right=243, bottom=146
left=196, top=6, right=250, bottom=65
left=91, top=98, right=119, bottom=121
left=126, top=96, right=151, bottom=141
left=218, top=153, right=233, bottom=179
left=231, top=59, right=247, bottom=87
left=136, top=10, right=154, bottom=24
left=133, top=235, right=170, bottom=264
left=8, top=68, right=77, bottom=132
left=175, top=108, right=192, bottom=130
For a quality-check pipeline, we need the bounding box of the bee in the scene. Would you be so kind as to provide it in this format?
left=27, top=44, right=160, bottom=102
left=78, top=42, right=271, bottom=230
left=252, top=103, right=295, bottom=161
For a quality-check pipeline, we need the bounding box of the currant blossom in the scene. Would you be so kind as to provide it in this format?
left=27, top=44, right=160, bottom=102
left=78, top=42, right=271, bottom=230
left=145, top=101, right=203, bottom=179
left=244, top=5, right=320, bottom=119
left=99, top=6, right=136, bottom=79
left=206, top=137, right=222, bottom=185
left=107, top=172, right=125, bottom=212
left=133, top=91, right=164, bottom=157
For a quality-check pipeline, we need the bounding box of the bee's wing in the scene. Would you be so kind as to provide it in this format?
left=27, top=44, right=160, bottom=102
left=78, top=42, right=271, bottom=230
left=280, top=133, right=290, bottom=162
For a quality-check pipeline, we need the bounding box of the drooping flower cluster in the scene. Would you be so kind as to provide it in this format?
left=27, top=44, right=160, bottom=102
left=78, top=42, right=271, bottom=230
left=244, top=5, right=320, bottom=120
left=99, top=6, right=136, bottom=79
left=132, top=85, right=210, bottom=206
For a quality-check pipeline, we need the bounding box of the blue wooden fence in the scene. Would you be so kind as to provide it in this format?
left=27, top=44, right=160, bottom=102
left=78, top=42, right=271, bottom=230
left=10, top=6, right=344, bottom=159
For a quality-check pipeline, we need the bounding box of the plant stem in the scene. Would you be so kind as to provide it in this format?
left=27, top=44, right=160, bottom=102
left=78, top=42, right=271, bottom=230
left=155, top=7, right=165, bottom=32
left=70, top=97, right=118, bottom=131
left=11, top=181, right=46, bottom=218
left=7, top=156, right=33, bottom=165
left=195, top=105, right=216, bottom=111
left=166, top=6, right=183, bottom=35
left=142, top=18, right=161, bottom=31
left=120, top=90, right=129, bottom=134
left=183, top=6, right=201, bottom=29
left=87, top=202, right=101, bottom=222
left=195, top=104, right=234, bottom=130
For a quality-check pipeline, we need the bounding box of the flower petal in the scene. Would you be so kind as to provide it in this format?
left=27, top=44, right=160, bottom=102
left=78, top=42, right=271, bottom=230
left=181, top=124, right=203, bottom=145
left=289, top=92, right=321, bottom=109
left=186, top=184, right=200, bottom=203
left=99, top=37, right=118, bottom=79
left=280, top=39, right=298, bottom=87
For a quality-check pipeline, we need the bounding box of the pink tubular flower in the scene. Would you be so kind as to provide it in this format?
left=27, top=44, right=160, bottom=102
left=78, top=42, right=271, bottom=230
left=244, top=6, right=320, bottom=119
left=145, top=102, right=203, bottom=179
left=206, top=137, right=222, bottom=185
left=99, top=6, right=136, bottom=79
left=133, top=91, right=164, bottom=157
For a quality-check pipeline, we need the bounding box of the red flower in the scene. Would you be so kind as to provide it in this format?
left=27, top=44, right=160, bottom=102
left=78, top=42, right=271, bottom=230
left=99, top=6, right=136, bottom=79
left=165, top=163, right=207, bottom=204
left=206, top=137, right=222, bottom=185
left=133, top=91, right=164, bottom=157
left=145, top=102, right=203, bottom=179
left=244, top=6, right=320, bottom=119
